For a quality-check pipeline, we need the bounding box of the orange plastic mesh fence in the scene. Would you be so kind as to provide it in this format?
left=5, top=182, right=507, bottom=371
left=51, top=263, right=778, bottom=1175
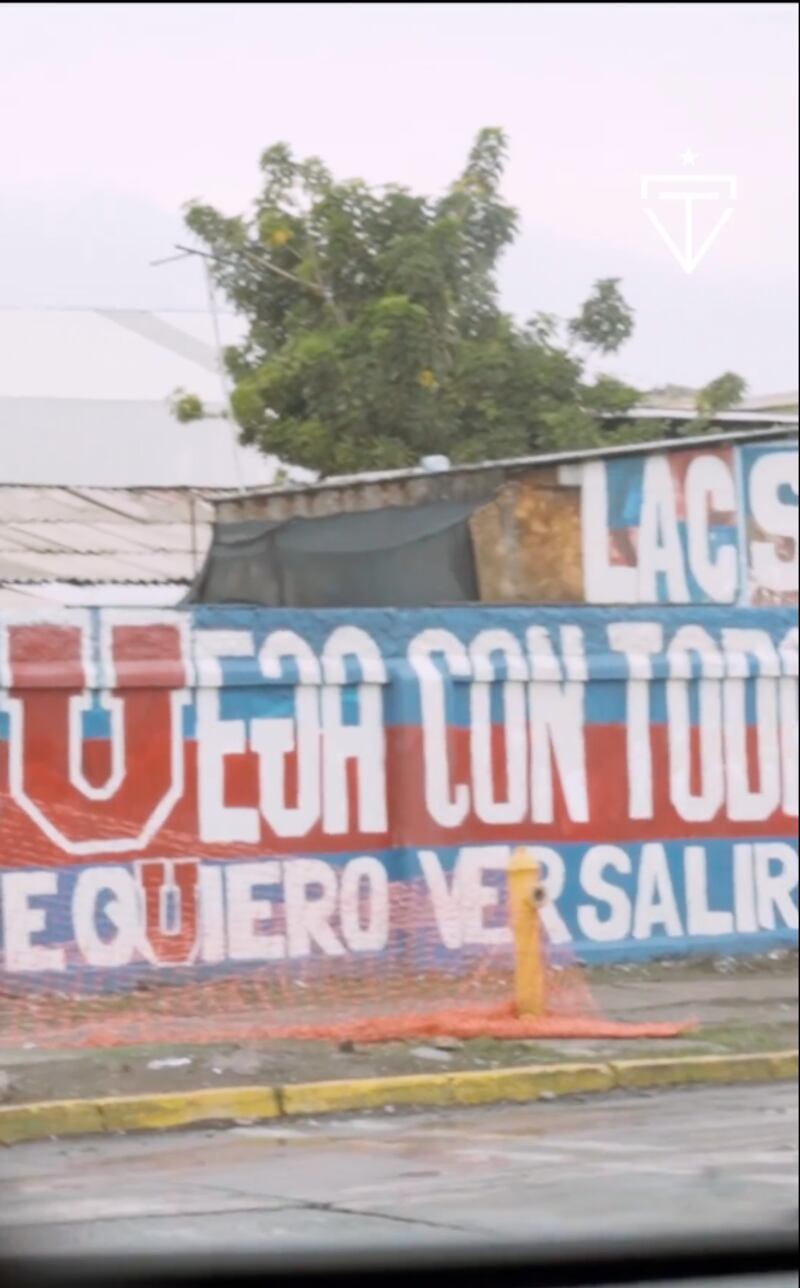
left=0, top=981, right=694, bottom=1051
left=0, top=817, right=694, bottom=1052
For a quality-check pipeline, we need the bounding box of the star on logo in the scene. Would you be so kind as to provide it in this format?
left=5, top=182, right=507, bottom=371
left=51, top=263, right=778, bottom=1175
left=680, top=148, right=699, bottom=167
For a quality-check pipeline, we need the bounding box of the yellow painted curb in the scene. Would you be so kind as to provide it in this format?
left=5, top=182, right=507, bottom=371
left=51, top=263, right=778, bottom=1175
left=281, top=1061, right=614, bottom=1116
left=0, top=1086, right=280, bottom=1145
left=611, top=1049, right=799, bottom=1091
left=0, top=1050, right=795, bottom=1145
left=96, top=1085, right=281, bottom=1134
left=0, top=1098, right=105, bottom=1145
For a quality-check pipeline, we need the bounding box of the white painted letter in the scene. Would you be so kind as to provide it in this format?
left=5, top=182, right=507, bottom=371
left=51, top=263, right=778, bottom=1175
left=633, top=843, right=683, bottom=939
left=733, top=844, right=758, bottom=934
left=667, top=626, right=724, bottom=821
left=580, top=461, right=638, bottom=603
left=685, top=454, right=738, bottom=602
left=684, top=845, right=734, bottom=937
left=196, top=631, right=259, bottom=844
left=225, top=861, right=285, bottom=961
left=527, top=627, right=588, bottom=824
left=469, top=631, right=528, bottom=825
left=754, top=842, right=798, bottom=931
left=322, top=628, right=387, bottom=835
left=748, top=451, right=798, bottom=596
left=72, top=867, right=140, bottom=967
left=457, top=846, right=511, bottom=946
left=578, top=846, right=633, bottom=942
left=2, top=871, right=64, bottom=972
left=638, top=454, right=690, bottom=603
left=722, top=629, right=781, bottom=822
left=340, top=857, right=389, bottom=953
left=252, top=631, right=321, bottom=838
left=607, top=622, right=663, bottom=820
left=779, top=629, right=798, bottom=817
left=284, top=857, right=345, bottom=958
left=409, top=631, right=471, bottom=828
left=419, top=849, right=463, bottom=949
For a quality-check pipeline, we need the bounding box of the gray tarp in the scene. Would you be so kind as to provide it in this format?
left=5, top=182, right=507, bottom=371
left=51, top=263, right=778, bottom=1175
left=185, top=500, right=482, bottom=607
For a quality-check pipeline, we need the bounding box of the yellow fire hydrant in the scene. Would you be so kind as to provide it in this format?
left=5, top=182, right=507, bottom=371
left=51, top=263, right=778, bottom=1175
left=507, top=847, right=547, bottom=1017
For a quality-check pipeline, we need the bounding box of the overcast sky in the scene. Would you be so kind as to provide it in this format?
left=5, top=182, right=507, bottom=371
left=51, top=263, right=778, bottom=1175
left=1, top=1, right=797, bottom=394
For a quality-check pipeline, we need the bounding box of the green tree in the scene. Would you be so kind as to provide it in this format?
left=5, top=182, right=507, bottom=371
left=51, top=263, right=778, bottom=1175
left=696, top=371, right=747, bottom=415
left=181, top=131, right=642, bottom=474
left=568, top=278, right=634, bottom=355
left=170, top=389, right=208, bottom=424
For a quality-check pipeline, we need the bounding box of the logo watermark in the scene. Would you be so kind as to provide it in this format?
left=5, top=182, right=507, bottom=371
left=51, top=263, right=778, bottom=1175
left=642, top=152, right=736, bottom=274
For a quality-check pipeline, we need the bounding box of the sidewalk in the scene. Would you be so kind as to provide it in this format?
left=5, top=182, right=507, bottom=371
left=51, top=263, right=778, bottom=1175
left=1, top=953, right=796, bottom=1108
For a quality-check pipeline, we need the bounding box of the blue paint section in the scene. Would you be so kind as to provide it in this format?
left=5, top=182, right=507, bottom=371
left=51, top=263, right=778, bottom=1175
left=191, top=603, right=796, bottom=717
left=1, top=838, right=796, bottom=991
left=2, top=605, right=794, bottom=740
left=738, top=443, right=798, bottom=602
left=602, top=452, right=741, bottom=605
left=740, top=443, right=799, bottom=519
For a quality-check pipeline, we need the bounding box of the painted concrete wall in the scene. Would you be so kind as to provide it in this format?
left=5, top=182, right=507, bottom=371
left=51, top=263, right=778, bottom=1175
left=0, top=603, right=796, bottom=992
left=217, top=438, right=798, bottom=609
left=474, top=442, right=798, bottom=605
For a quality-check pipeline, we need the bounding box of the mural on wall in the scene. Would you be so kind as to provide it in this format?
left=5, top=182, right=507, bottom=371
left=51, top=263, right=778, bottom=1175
left=0, top=603, right=797, bottom=988
left=471, top=441, right=798, bottom=606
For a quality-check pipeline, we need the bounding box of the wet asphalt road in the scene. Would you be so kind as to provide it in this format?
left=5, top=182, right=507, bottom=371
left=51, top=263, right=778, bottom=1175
left=0, top=1084, right=796, bottom=1256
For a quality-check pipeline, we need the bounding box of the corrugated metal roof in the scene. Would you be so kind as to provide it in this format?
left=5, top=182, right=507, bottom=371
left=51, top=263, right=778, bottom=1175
left=611, top=408, right=798, bottom=424
left=742, top=391, right=798, bottom=411
left=216, top=424, right=799, bottom=506
left=0, top=520, right=200, bottom=555
left=0, top=582, right=189, bottom=610
left=0, top=485, right=216, bottom=606
left=0, top=549, right=202, bottom=582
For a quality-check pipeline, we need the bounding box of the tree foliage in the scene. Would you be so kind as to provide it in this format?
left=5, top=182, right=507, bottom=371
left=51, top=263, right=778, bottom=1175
left=170, top=390, right=207, bottom=424
left=696, top=371, right=747, bottom=415
left=182, top=130, right=646, bottom=475
left=568, top=278, right=634, bottom=355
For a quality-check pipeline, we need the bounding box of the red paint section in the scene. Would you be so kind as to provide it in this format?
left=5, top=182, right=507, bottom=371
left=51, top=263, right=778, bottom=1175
left=670, top=446, right=734, bottom=523
left=0, top=722, right=793, bottom=868
left=4, top=688, right=181, bottom=847
left=2, top=621, right=189, bottom=851
left=8, top=624, right=85, bottom=689
left=110, top=624, right=187, bottom=689
left=138, top=859, right=200, bottom=965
